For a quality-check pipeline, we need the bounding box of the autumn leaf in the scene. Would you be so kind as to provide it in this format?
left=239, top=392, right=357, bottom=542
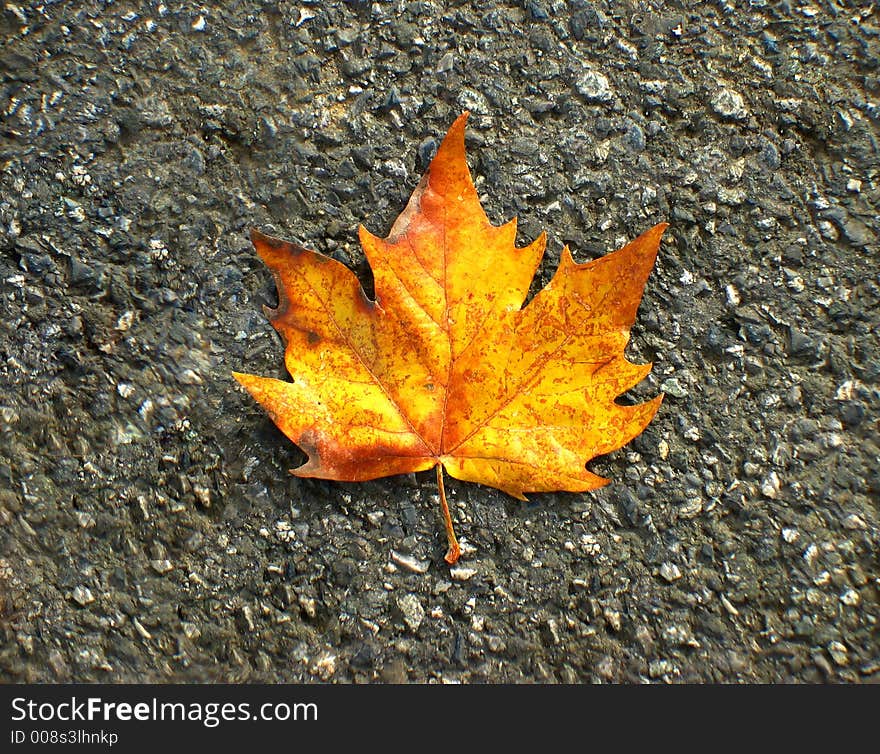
left=233, top=113, right=666, bottom=564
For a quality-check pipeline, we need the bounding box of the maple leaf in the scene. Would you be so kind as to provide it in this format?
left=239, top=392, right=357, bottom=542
left=233, top=113, right=666, bottom=564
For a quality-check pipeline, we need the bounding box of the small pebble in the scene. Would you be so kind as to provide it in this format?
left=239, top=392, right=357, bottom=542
left=575, top=70, right=613, bottom=102
left=396, top=594, right=425, bottom=632
left=436, top=51, right=454, bottom=73
left=725, top=284, right=741, bottom=306
left=487, top=636, right=506, bottom=653
left=177, top=368, right=202, bottom=385
left=450, top=566, right=477, bottom=581
left=657, top=439, right=669, bottom=459
left=150, top=559, right=173, bottom=574
left=603, top=608, right=621, bottom=632
left=648, top=659, right=677, bottom=678
left=781, top=527, right=799, bottom=544
left=312, top=653, right=336, bottom=680
left=193, top=485, right=211, bottom=508
left=659, top=563, right=682, bottom=582
left=391, top=550, right=429, bottom=574
left=678, top=498, right=703, bottom=518
left=456, top=89, right=490, bottom=116
left=711, top=87, right=748, bottom=119
left=828, top=642, right=849, bottom=666
left=132, top=618, right=153, bottom=640
left=74, top=511, right=96, bottom=528
left=761, top=471, right=781, bottom=498
left=72, top=586, right=94, bottom=606
left=660, top=377, right=688, bottom=398
left=298, top=594, right=317, bottom=618
left=842, top=514, right=867, bottom=530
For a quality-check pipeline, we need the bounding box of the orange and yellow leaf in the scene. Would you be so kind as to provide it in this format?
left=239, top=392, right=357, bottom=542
left=233, top=113, right=666, bottom=562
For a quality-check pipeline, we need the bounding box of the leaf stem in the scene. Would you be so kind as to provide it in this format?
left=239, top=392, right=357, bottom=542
left=437, top=465, right=460, bottom=565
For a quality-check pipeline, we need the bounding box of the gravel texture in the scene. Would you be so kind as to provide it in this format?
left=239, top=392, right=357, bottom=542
left=1, top=0, right=878, bottom=683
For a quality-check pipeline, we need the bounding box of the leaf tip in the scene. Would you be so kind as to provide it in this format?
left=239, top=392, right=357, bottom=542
left=630, top=392, right=665, bottom=437
left=559, top=244, right=575, bottom=270
left=250, top=227, right=284, bottom=258
left=430, top=112, right=473, bottom=186
left=250, top=228, right=311, bottom=269
left=439, top=112, right=468, bottom=148
left=231, top=370, right=250, bottom=386
left=231, top=371, right=273, bottom=402
left=635, top=221, right=668, bottom=253
left=650, top=391, right=665, bottom=413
